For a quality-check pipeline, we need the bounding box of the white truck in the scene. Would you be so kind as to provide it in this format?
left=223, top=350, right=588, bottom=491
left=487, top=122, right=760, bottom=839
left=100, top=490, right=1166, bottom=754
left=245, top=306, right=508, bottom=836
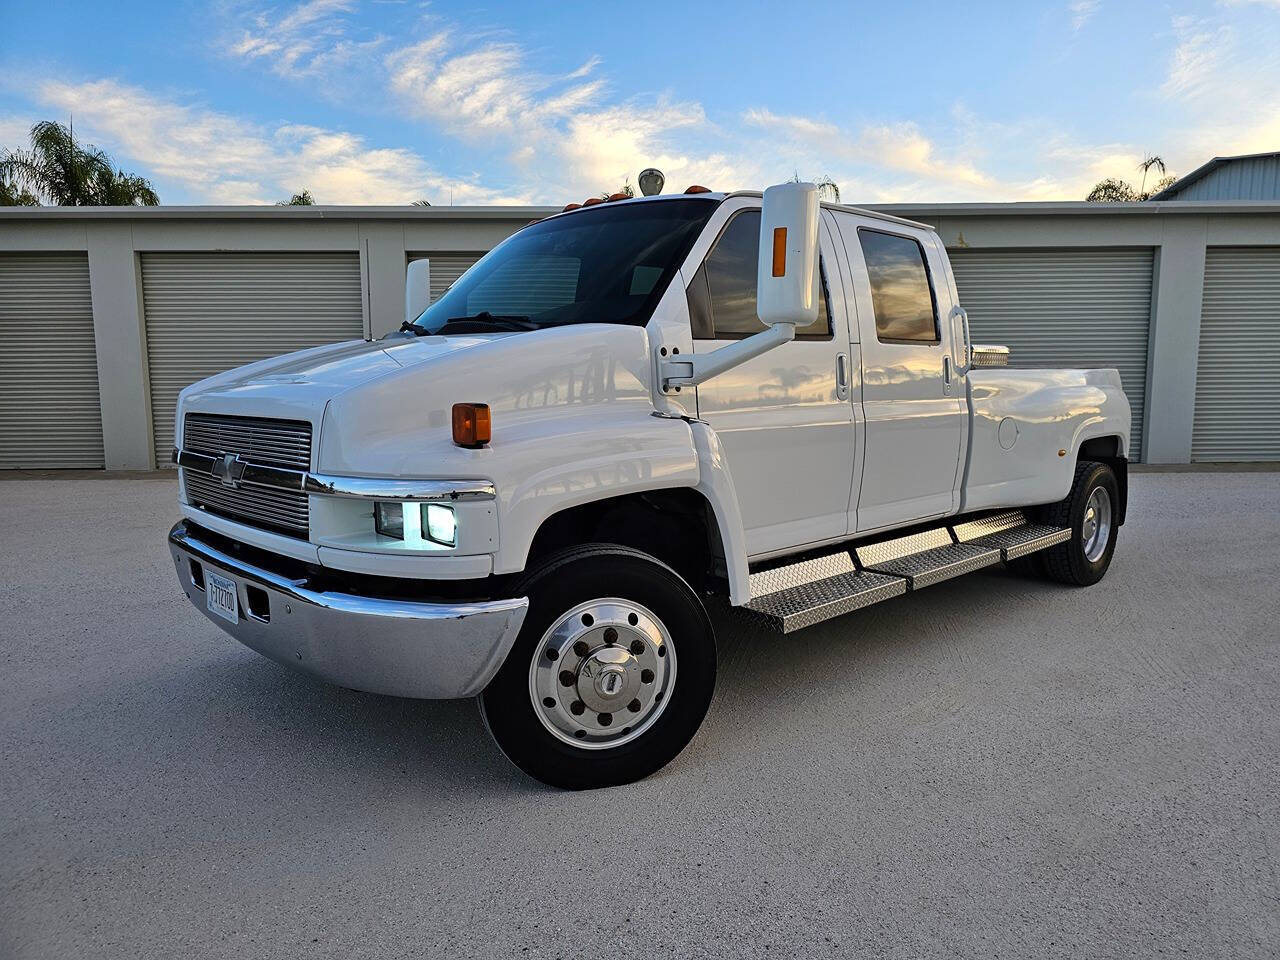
left=167, top=183, right=1131, bottom=789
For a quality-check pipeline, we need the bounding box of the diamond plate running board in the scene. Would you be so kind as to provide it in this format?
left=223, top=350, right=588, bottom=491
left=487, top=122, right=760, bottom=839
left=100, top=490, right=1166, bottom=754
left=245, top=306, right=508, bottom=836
left=861, top=541, right=1002, bottom=589
left=743, top=569, right=907, bottom=634
left=967, top=523, right=1071, bottom=561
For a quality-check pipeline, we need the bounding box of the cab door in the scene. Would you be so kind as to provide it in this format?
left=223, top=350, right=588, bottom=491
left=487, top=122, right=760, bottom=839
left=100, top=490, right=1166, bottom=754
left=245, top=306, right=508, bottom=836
left=833, top=212, right=965, bottom=533
left=689, top=200, right=854, bottom=557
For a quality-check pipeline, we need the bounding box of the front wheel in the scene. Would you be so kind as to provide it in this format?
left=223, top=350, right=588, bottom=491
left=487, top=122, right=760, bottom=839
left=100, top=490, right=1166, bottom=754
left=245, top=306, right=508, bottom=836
left=1037, top=460, right=1119, bottom=586
left=480, top=544, right=716, bottom=790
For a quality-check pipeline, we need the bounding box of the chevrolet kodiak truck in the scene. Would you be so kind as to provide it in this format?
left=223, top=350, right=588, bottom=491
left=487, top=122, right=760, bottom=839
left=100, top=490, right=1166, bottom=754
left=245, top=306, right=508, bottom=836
left=168, top=182, right=1130, bottom=789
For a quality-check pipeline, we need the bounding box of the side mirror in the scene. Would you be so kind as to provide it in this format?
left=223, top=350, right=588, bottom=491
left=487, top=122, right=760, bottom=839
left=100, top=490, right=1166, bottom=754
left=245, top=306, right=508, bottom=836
left=757, top=181, right=820, bottom=329
left=658, top=182, right=820, bottom=392
left=405, top=259, right=431, bottom=325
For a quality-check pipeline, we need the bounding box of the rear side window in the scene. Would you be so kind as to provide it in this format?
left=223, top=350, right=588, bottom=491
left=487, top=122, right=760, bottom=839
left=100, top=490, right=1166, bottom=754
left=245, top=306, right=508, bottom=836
left=858, top=229, right=938, bottom=343
left=689, top=210, right=831, bottom=340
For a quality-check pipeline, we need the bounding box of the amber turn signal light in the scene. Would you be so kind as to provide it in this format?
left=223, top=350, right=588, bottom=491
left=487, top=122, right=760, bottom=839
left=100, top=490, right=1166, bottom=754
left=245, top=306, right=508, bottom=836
left=452, top=403, right=491, bottom=448
left=771, top=226, right=788, bottom=277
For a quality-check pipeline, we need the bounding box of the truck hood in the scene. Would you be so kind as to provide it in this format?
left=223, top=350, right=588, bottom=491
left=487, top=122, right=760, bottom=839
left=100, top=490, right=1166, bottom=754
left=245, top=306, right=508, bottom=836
left=176, top=325, right=658, bottom=474
left=177, top=334, right=500, bottom=429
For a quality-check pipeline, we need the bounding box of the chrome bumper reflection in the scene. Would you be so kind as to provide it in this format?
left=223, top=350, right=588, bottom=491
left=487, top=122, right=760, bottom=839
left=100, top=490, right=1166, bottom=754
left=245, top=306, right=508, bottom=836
left=167, top=521, right=527, bottom=699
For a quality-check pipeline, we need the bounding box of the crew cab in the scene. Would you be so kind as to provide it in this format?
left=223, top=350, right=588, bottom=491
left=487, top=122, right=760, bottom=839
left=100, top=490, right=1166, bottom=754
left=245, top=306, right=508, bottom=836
left=167, top=182, right=1131, bottom=789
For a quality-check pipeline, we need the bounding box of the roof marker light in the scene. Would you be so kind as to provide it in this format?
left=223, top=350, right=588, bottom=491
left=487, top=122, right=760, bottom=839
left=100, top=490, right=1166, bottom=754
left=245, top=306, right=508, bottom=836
left=582, top=197, right=604, bottom=206
left=684, top=185, right=711, bottom=194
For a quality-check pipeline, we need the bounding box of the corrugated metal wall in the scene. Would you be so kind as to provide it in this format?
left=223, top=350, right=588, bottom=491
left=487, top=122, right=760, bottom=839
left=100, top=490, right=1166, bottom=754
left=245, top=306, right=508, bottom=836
left=1192, top=247, right=1280, bottom=461
left=407, top=253, right=484, bottom=303
left=0, top=253, right=104, bottom=468
left=1168, top=156, right=1280, bottom=202
left=949, top=248, right=1154, bottom=459
left=142, top=252, right=363, bottom=467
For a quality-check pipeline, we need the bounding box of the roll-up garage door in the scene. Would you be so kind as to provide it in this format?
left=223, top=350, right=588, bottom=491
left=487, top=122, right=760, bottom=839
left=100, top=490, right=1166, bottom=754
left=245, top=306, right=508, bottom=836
left=143, top=252, right=363, bottom=467
left=949, top=248, right=1154, bottom=460
left=1192, top=247, right=1280, bottom=461
left=407, top=253, right=483, bottom=303
left=0, top=253, right=104, bottom=468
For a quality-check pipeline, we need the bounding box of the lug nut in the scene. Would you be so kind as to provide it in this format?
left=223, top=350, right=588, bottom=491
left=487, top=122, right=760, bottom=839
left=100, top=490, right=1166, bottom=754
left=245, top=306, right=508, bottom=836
left=641, top=669, right=654, bottom=684
left=573, top=640, right=589, bottom=657
left=559, top=670, right=576, bottom=687
left=570, top=700, right=586, bottom=715
left=630, top=639, right=645, bottom=655
left=603, top=627, right=618, bottom=645
left=627, top=698, right=642, bottom=713
left=598, top=712, right=613, bottom=726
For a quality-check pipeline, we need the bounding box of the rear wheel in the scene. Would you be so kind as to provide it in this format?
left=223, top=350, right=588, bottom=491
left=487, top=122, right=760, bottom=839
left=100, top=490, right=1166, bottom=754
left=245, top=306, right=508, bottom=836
left=480, top=544, right=716, bottom=790
left=1037, top=460, right=1119, bottom=586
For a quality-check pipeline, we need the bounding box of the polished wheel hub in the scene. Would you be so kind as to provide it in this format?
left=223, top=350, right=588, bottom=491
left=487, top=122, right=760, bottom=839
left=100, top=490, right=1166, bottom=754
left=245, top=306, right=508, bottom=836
left=529, top=599, right=676, bottom=750
left=1081, top=486, right=1113, bottom=563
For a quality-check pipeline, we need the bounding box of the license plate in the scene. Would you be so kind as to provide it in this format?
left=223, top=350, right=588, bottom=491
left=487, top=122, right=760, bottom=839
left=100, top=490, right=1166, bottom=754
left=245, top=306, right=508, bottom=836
left=205, top=569, right=240, bottom=624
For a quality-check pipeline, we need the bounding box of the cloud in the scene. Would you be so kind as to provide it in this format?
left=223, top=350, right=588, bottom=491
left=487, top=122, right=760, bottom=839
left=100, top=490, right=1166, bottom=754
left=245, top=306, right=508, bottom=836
left=227, top=0, right=383, bottom=80
left=1069, top=0, right=1100, bottom=31
left=32, top=79, right=526, bottom=204
left=743, top=109, right=995, bottom=198
left=1162, top=15, right=1233, bottom=98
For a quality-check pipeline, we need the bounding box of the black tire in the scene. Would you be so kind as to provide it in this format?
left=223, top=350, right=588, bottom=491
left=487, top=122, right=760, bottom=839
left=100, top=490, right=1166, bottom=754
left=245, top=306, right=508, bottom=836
left=479, top=544, right=716, bottom=790
left=1036, top=460, right=1119, bottom=586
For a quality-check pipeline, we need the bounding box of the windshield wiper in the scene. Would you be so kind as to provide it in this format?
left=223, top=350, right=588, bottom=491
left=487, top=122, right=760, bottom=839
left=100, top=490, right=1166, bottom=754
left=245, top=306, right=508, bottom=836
left=402, top=312, right=537, bottom=336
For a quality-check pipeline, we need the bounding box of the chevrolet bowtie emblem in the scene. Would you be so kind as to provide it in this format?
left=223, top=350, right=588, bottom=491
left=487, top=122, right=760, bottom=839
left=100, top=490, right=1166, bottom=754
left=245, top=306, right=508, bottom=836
left=213, top=453, right=248, bottom=489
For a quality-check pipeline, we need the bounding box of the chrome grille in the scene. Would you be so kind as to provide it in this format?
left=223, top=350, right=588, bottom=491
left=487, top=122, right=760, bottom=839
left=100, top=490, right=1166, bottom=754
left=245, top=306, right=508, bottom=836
left=182, top=413, right=311, bottom=537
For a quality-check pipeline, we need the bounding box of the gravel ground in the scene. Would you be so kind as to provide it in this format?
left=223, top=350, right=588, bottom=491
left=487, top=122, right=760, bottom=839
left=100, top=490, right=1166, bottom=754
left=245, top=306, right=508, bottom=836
left=2, top=471, right=1278, bottom=959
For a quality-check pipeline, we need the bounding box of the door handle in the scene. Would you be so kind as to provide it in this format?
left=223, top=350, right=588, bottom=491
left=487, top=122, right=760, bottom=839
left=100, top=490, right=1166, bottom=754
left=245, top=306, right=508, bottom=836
left=836, top=353, right=850, bottom=400
left=943, top=355, right=953, bottom=392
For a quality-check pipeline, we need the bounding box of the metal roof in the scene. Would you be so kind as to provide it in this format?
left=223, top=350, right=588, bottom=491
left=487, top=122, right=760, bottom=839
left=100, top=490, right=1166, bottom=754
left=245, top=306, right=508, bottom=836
left=1150, top=151, right=1280, bottom=200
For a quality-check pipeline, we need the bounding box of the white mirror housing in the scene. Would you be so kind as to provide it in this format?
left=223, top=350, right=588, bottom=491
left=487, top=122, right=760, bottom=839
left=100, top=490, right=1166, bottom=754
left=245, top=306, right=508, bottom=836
left=658, top=181, right=819, bottom=392
left=405, top=259, right=431, bottom=325
left=756, top=181, right=820, bottom=328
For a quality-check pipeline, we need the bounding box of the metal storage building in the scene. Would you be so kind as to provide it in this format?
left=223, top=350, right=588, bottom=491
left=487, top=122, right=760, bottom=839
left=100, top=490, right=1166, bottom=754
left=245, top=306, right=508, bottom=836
left=1151, top=152, right=1280, bottom=203
left=1, top=199, right=1278, bottom=469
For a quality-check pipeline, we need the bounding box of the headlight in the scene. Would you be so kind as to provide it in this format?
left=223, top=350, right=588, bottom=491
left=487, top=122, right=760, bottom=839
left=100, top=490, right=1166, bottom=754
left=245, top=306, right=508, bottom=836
left=374, top=502, right=404, bottom=539
left=424, top=503, right=456, bottom=546
left=374, top=502, right=456, bottom=547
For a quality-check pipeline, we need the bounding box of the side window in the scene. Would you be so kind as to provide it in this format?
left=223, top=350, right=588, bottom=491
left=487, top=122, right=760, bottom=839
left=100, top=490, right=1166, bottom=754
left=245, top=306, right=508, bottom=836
left=858, top=229, right=938, bottom=343
left=689, top=210, right=830, bottom=340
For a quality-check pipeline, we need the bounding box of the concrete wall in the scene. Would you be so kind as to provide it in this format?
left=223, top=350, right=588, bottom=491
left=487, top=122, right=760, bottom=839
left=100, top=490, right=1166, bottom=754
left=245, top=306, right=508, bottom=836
left=2, top=200, right=1279, bottom=467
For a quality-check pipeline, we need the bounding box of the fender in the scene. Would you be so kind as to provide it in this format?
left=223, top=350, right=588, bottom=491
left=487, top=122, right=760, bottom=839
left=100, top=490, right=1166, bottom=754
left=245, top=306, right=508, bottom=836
left=687, top=420, right=751, bottom=605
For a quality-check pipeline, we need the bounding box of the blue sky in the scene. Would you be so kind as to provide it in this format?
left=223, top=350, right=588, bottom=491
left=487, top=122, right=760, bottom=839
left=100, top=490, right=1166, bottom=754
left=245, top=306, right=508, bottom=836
left=2, top=0, right=1279, bottom=205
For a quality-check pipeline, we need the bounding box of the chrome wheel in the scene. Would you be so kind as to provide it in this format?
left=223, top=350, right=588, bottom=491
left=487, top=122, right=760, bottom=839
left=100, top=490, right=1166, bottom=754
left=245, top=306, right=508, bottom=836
left=1081, top=486, right=1112, bottom=563
left=528, top=598, right=676, bottom=751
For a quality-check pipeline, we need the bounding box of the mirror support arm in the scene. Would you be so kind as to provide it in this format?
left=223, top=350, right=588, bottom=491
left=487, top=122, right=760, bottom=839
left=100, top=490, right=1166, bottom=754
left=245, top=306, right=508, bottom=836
left=659, top=322, right=796, bottom=391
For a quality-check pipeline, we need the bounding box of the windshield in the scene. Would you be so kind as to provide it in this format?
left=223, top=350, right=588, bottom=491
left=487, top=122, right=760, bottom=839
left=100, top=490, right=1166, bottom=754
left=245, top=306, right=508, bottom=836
left=409, top=198, right=717, bottom=334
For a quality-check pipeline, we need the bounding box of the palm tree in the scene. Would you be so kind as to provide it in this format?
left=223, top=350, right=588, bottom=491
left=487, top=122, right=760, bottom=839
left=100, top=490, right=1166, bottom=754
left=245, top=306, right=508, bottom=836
left=789, top=171, right=841, bottom=202
left=411, top=199, right=432, bottom=206
left=1086, top=153, right=1176, bottom=202
left=0, top=120, right=159, bottom=205
left=0, top=178, right=38, bottom=206
left=1138, top=155, right=1166, bottom=196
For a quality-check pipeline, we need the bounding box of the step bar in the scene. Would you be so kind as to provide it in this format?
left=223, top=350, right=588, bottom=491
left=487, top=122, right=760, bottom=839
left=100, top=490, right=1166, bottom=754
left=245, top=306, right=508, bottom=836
left=743, top=511, right=1069, bottom=634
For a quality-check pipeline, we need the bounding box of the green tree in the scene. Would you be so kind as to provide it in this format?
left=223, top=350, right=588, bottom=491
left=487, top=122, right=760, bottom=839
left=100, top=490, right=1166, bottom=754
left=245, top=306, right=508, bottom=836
left=601, top=180, right=635, bottom=199
left=0, top=120, right=159, bottom=205
left=0, top=178, right=39, bottom=206
left=789, top=171, right=841, bottom=202
left=278, top=189, right=315, bottom=205
left=1086, top=155, right=1176, bottom=202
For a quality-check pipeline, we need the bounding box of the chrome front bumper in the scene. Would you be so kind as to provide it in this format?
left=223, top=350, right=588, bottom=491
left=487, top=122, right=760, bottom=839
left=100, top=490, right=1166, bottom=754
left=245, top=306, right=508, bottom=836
left=167, top=521, right=528, bottom=699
